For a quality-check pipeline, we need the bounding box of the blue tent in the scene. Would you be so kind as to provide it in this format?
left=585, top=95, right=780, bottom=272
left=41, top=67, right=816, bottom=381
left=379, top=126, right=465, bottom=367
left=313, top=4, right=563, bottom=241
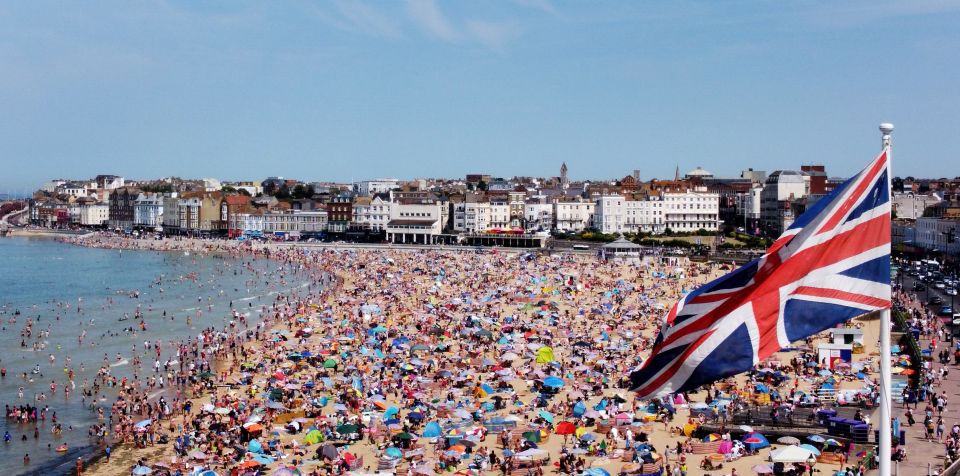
left=423, top=422, right=442, bottom=438
left=573, top=401, right=586, bottom=417
left=741, top=432, right=770, bottom=451
left=248, top=439, right=263, bottom=453
left=384, top=406, right=400, bottom=418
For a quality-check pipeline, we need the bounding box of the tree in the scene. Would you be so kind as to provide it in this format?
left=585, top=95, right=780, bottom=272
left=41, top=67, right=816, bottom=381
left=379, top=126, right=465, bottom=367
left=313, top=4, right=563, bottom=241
left=292, top=184, right=309, bottom=199
left=275, top=185, right=291, bottom=200
left=237, top=188, right=251, bottom=197
left=477, top=180, right=488, bottom=191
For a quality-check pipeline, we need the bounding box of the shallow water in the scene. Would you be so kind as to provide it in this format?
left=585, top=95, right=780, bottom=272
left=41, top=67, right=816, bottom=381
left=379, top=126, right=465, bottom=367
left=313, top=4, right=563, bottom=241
left=0, top=237, right=309, bottom=475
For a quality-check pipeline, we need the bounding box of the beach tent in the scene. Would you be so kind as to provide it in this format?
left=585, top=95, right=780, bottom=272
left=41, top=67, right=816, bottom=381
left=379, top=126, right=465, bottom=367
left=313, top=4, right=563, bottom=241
left=304, top=429, right=323, bottom=445
left=535, top=346, right=555, bottom=364
left=248, top=439, right=263, bottom=453
left=423, top=422, right=442, bottom=438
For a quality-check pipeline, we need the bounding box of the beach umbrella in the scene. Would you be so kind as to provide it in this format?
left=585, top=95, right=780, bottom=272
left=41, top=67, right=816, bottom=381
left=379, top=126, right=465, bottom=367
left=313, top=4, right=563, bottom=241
left=807, top=435, right=825, bottom=443
left=751, top=464, right=774, bottom=474
left=238, top=461, right=263, bottom=470
left=248, top=439, right=263, bottom=453
left=799, top=444, right=821, bottom=456
left=408, top=412, right=425, bottom=421
left=273, top=468, right=300, bottom=476
left=823, top=438, right=841, bottom=447
left=320, top=444, right=339, bottom=460
left=543, top=376, right=564, bottom=388
left=134, top=419, right=152, bottom=428
left=555, top=421, right=576, bottom=435
left=189, top=450, right=208, bottom=460
left=580, top=433, right=596, bottom=442
left=522, top=431, right=541, bottom=443
left=393, top=432, right=414, bottom=441
left=777, top=436, right=801, bottom=445
left=538, top=410, right=554, bottom=423
left=132, top=466, right=153, bottom=475
left=215, top=407, right=232, bottom=415
left=323, top=358, right=338, bottom=368
left=198, top=371, right=215, bottom=380
left=385, top=447, right=403, bottom=459
left=770, top=445, right=815, bottom=463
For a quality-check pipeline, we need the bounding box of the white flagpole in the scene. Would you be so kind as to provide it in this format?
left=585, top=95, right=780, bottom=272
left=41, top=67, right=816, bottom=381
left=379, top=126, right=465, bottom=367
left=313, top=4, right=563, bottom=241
left=878, top=122, right=894, bottom=476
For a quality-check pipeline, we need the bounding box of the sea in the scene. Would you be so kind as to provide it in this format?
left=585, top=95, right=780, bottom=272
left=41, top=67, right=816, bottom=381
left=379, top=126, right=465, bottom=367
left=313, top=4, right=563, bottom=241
left=0, top=236, right=312, bottom=475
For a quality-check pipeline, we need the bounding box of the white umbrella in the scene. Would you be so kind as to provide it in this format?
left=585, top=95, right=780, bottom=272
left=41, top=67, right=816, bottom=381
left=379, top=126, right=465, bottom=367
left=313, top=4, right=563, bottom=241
left=769, top=445, right=814, bottom=463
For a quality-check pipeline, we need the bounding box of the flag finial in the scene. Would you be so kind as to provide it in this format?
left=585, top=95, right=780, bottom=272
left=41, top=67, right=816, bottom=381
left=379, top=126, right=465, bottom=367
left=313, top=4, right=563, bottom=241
left=879, top=123, right=894, bottom=149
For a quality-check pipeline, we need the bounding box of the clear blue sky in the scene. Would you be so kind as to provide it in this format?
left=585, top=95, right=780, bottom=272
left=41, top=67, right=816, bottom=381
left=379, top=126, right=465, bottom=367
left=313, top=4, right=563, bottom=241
left=1, top=1, right=958, bottom=193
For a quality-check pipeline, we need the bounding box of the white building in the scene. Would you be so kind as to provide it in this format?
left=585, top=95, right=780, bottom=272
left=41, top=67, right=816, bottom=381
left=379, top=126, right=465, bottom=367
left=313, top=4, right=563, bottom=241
left=488, top=198, right=511, bottom=229
left=264, top=211, right=328, bottom=235
left=524, top=199, right=553, bottom=231
left=736, top=185, right=763, bottom=230
left=454, top=198, right=491, bottom=233
left=893, top=193, right=942, bottom=221
left=761, top=170, right=807, bottom=235
left=626, top=198, right=665, bottom=234
left=203, top=178, right=222, bottom=192
left=593, top=195, right=625, bottom=234
left=662, top=191, right=720, bottom=232
left=554, top=199, right=595, bottom=232
left=354, top=179, right=399, bottom=197
left=42, top=180, right=67, bottom=193
left=915, top=218, right=960, bottom=256
left=56, top=182, right=89, bottom=198
left=386, top=197, right=447, bottom=244
left=134, top=193, right=166, bottom=229
left=79, top=204, right=110, bottom=226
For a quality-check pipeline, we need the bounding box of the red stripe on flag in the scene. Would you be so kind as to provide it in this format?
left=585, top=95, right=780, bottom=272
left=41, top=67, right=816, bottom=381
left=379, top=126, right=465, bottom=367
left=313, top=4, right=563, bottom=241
left=792, top=286, right=890, bottom=308
left=817, top=151, right=887, bottom=235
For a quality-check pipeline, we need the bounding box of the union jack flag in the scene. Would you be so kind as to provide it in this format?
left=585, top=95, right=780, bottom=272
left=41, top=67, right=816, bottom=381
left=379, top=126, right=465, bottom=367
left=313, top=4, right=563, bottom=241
left=630, top=150, right=891, bottom=398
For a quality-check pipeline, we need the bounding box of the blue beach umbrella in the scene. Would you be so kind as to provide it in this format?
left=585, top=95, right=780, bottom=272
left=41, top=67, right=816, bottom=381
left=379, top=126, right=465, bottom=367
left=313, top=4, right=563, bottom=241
left=543, top=376, right=564, bottom=388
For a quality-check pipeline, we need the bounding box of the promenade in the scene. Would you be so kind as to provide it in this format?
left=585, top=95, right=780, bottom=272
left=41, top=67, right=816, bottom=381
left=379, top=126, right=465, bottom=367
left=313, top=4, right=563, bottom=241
left=890, top=278, right=958, bottom=476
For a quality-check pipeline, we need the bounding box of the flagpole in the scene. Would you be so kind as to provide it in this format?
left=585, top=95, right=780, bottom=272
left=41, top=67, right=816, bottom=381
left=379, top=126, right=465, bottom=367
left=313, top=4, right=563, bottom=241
left=879, top=122, right=894, bottom=476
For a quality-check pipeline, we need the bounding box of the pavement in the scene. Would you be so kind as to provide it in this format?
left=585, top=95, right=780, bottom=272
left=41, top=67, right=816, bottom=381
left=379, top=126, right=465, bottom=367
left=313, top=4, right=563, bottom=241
left=888, top=276, right=959, bottom=476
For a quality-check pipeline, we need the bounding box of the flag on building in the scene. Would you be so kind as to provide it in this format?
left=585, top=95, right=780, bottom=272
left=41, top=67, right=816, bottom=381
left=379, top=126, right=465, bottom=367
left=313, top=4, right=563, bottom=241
left=630, top=150, right=892, bottom=398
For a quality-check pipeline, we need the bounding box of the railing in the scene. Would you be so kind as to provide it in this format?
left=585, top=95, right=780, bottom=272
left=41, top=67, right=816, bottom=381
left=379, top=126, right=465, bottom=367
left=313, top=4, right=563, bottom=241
left=892, top=308, right=924, bottom=390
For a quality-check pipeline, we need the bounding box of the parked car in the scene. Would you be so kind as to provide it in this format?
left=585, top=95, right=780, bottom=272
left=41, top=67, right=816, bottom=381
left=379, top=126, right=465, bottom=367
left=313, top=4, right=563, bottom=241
left=947, top=288, right=958, bottom=296
left=930, top=296, right=944, bottom=305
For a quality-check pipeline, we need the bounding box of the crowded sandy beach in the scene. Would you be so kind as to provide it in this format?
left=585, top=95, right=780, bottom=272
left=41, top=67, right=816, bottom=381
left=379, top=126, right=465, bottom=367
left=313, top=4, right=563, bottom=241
left=8, top=234, right=891, bottom=476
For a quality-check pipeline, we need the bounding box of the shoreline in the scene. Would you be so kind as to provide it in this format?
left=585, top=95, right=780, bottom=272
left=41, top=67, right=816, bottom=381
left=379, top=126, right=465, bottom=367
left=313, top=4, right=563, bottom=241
left=67, top=234, right=346, bottom=476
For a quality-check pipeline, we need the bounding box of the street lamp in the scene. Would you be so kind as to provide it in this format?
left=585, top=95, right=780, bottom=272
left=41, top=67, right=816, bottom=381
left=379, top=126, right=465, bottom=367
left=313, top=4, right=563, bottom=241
left=806, top=455, right=817, bottom=476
